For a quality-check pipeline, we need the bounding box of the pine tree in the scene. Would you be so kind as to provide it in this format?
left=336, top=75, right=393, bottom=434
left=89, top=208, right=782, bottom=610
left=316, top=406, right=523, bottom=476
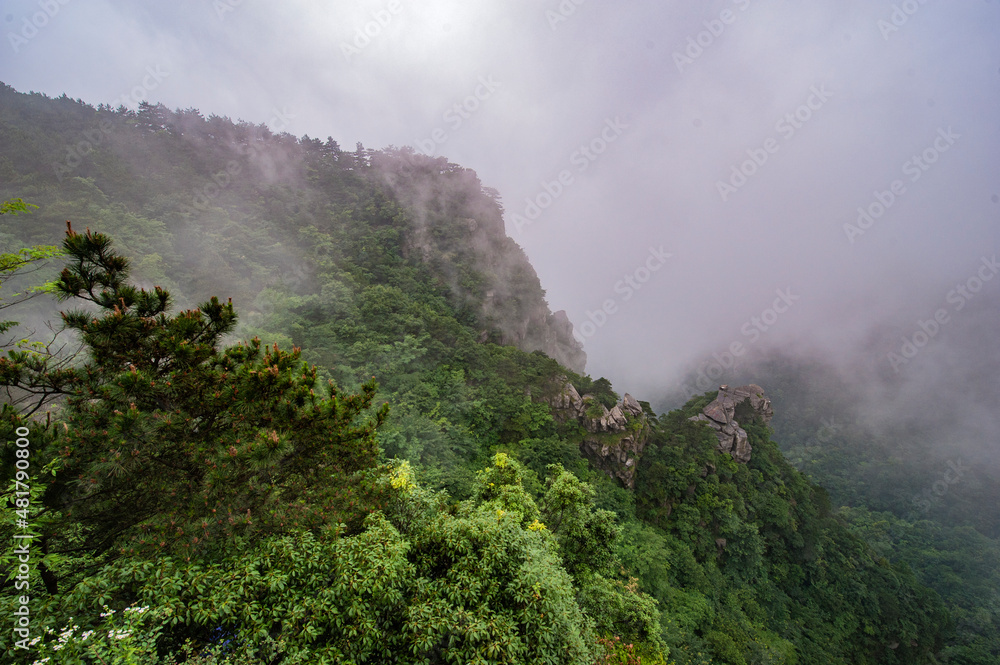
left=3, top=225, right=390, bottom=590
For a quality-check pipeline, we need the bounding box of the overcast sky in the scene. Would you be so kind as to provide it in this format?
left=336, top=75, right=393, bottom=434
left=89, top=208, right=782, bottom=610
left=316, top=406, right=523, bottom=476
left=2, top=0, right=999, bottom=401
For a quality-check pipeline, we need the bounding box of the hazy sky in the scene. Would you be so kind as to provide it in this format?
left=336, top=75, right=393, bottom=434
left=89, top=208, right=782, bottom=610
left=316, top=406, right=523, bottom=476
left=2, top=0, right=998, bottom=399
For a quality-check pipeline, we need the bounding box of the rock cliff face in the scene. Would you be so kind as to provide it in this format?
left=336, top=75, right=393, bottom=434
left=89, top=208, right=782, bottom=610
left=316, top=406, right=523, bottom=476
left=376, top=151, right=586, bottom=373
left=543, top=378, right=650, bottom=488
left=689, top=384, right=773, bottom=463
left=542, top=310, right=587, bottom=374
left=492, top=306, right=586, bottom=375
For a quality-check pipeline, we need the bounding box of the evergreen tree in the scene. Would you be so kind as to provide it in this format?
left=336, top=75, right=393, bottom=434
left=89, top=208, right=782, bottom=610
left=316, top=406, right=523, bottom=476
left=1, top=225, right=389, bottom=595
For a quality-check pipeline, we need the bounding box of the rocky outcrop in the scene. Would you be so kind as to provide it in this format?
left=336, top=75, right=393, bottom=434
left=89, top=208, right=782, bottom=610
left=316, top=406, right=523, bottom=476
left=545, top=310, right=587, bottom=373
left=543, top=378, right=650, bottom=488
left=546, top=378, right=586, bottom=416
left=492, top=305, right=587, bottom=374
left=689, top=384, right=773, bottom=463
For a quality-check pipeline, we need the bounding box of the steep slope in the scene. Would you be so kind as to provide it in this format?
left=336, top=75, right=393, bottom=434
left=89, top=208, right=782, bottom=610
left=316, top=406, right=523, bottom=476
left=631, top=390, right=948, bottom=665
left=682, top=352, right=1000, bottom=663
left=0, top=83, right=585, bottom=374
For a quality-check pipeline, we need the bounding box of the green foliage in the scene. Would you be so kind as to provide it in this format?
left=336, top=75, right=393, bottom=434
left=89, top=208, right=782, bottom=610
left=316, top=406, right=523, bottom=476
left=628, top=395, right=949, bottom=665
left=536, top=465, right=667, bottom=654
left=26, top=604, right=172, bottom=665
left=0, top=246, right=63, bottom=275
left=595, top=634, right=670, bottom=665
left=575, top=376, right=620, bottom=409
left=0, top=198, right=37, bottom=216
left=842, top=507, right=1000, bottom=664
left=731, top=355, right=1000, bottom=663
left=542, top=464, right=621, bottom=579
left=0, top=198, right=63, bottom=337
left=470, top=452, right=542, bottom=524
left=0, top=225, right=626, bottom=663
left=0, top=229, right=389, bottom=611
left=580, top=575, right=666, bottom=656
left=18, top=464, right=600, bottom=664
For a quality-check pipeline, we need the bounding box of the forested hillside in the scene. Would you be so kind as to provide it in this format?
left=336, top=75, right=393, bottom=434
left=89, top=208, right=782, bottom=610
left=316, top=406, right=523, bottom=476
left=0, top=84, right=964, bottom=664
left=665, top=354, right=1000, bottom=664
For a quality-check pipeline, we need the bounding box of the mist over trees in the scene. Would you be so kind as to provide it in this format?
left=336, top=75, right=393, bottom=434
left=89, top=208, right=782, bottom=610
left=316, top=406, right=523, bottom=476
left=0, top=85, right=997, bottom=664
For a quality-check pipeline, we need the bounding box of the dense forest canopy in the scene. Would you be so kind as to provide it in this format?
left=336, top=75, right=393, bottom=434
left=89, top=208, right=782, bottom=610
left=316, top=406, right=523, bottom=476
left=0, top=84, right=996, bottom=664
